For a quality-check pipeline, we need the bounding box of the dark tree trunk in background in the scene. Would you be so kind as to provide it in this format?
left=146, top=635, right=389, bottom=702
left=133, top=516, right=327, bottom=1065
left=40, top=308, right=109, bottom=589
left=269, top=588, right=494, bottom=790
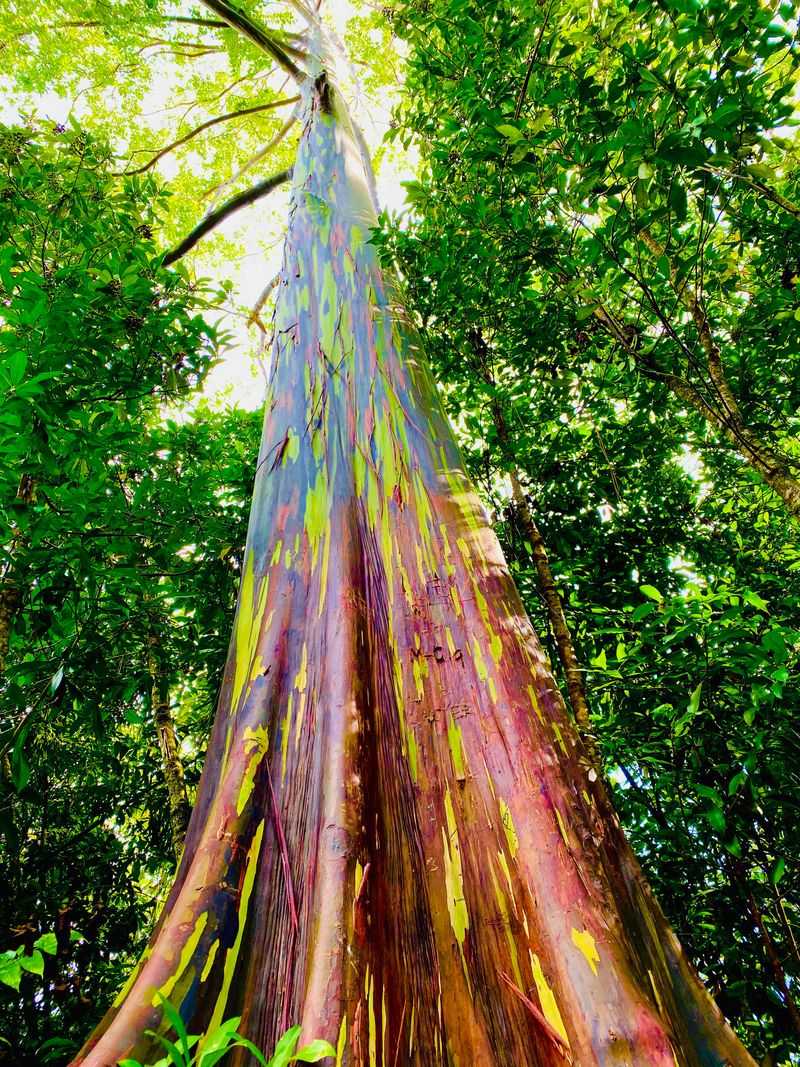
left=148, top=634, right=192, bottom=861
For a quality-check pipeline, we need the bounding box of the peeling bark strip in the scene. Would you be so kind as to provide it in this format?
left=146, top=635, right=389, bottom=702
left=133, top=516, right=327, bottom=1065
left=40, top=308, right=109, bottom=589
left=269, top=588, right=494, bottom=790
left=73, top=75, right=755, bottom=1067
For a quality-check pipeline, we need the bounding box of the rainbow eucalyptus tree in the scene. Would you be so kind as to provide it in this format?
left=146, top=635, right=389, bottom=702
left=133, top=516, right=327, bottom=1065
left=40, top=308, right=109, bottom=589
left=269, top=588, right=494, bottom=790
left=72, top=4, right=756, bottom=1066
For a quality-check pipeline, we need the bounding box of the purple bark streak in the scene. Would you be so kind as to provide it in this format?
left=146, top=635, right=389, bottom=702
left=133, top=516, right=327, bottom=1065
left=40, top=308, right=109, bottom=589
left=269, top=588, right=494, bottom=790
left=73, top=78, right=755, bottom=1067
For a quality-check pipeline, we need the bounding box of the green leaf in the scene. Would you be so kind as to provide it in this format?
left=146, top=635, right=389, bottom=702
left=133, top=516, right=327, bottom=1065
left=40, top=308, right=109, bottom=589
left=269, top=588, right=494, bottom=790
left=34, top=933, right=57, bottom=956
left=196, top=1017, right=243, bottom=1066
left=639, top=584, right=663, bottom=602
left=745, top=163, right=775, bottom=181
left=742, top=590, right=769, bottom=612
left=269, top=1025, right=302, bottom=1067
left=157, top=995, right=190, bottom=1060
left=146, top=1028, right=187, bottom=1067
left=19, top=949, right=44, bottom=976
left=772, top=857, right=786, bottom=885
left=728, top=770, right=747, bottom=796
left=705, top=808, right=726, bottom=833
left=669, top=181, right=688, bottom=221
left=230, top=1036, right=269, bottom=1066
left=632, top=602, right=656, bottom=622
left=49, top=665, right=65, bottom=695
left=198, top=1051, right=235, bottom=1067
left=496, top=124, right=523, bottom=142
left=7, top=351, right=27, bottom=386
left=293, top=1039, right=337, bottom=1062
left=695, top=783, right=721, bottom=805
left=0, top=957, right=22, bottom=991
left=761, top=629, right=787, bottom=658
left=10, top=724, right=31, bottom=793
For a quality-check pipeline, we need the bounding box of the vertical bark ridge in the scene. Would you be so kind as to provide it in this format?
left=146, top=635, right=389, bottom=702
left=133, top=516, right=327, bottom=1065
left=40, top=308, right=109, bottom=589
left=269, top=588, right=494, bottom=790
left=73, top=76, right=755, bottom=1067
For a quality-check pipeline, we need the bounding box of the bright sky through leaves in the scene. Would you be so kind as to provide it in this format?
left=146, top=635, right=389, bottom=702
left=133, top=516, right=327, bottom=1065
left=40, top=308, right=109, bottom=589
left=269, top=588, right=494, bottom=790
left=0, top=0, right=415, bottom=407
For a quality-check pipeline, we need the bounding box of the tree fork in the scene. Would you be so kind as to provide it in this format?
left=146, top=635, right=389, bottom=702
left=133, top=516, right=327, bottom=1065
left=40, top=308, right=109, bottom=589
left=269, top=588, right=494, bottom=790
left=199, top=0, right=306, bottom=82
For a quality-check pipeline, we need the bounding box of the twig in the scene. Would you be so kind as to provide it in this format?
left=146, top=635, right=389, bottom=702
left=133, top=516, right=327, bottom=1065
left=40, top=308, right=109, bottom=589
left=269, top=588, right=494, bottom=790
left=513, top=1, right=553, bottom=120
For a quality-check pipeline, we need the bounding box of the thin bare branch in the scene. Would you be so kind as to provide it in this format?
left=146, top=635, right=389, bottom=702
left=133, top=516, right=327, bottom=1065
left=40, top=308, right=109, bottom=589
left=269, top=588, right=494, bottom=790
left=203, top=107, right=300, bottom=204
left=118, top=96, right=299, bottom=176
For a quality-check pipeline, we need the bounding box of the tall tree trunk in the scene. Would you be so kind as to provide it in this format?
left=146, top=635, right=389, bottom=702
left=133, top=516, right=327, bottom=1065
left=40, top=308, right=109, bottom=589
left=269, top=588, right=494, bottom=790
left=148, top=634, right=192, bottom=862
left=73, top=67, right=755, bottom=1067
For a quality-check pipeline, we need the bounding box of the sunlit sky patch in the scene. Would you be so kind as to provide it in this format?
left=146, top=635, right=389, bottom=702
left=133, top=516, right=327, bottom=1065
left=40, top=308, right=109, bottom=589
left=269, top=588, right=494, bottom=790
left=0, top=0, right=417, bottom=408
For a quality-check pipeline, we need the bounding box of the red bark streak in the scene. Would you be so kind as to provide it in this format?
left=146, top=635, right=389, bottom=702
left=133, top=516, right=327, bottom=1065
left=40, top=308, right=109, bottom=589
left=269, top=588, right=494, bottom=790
left=499, top=972, right=573, bottom=1062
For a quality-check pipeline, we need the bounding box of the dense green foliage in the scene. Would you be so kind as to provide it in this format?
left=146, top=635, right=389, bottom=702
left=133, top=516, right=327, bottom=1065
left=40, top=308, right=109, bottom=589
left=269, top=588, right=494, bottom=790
left=118, top=1000, right=335, bottom=1067
left=0, top=126, right=261, bottom=1064
left=0, top=0, right=799, bottom=1064
left=379, top=0, right=800, bottom=1059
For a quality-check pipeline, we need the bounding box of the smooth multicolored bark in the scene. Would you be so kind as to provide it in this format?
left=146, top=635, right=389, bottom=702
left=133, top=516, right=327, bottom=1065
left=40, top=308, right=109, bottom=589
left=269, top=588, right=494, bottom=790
left=73, top=75, right=755, bottom=1067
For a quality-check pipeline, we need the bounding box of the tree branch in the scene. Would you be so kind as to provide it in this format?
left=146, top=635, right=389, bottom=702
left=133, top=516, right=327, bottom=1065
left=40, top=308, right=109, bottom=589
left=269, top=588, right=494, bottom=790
left=199, top=0, right=306, bottom=82
left=162, top=167, right=292, bottom=265
left=699, top=164, right=800, bottom=220
left=119, top=96, right=299, bottom=176
left=637, top=227, right=800, bottom=516
left=203, top=107, right=299, bottom=204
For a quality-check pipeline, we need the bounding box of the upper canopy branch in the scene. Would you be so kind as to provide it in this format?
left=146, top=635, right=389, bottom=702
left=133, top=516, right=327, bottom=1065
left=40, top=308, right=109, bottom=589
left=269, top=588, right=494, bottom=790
left=162, top=167, right=292, bottom=265
left=199, top=0, right=307, bottom=82
left=118, top=95, right=299, bottom=176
